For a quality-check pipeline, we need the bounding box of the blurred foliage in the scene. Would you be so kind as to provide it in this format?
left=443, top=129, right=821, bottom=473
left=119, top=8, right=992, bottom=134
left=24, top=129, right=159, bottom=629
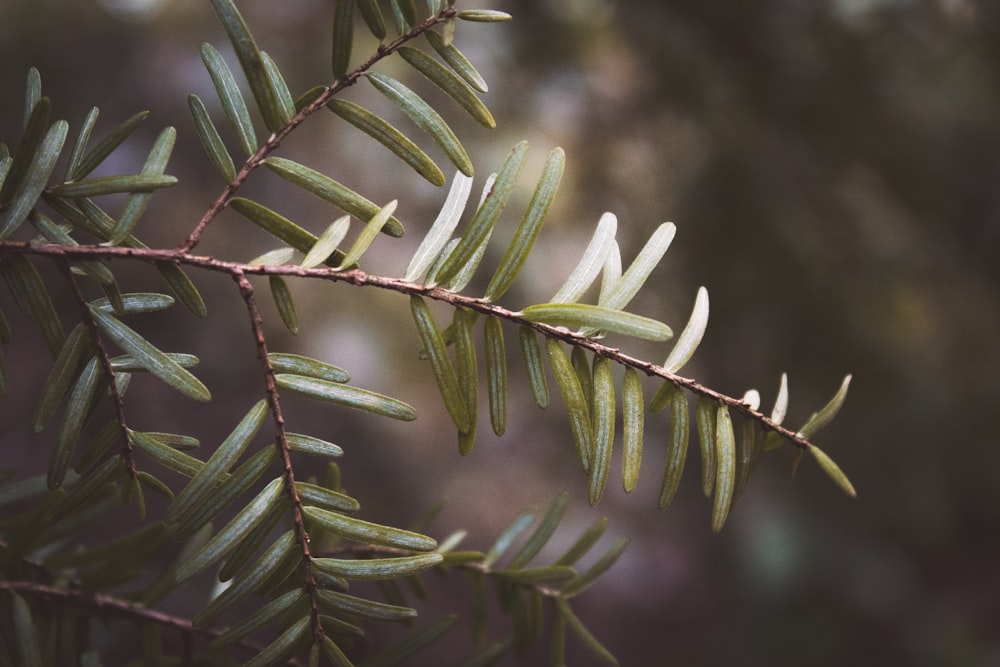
left=1, top=0, right=998, bottom=665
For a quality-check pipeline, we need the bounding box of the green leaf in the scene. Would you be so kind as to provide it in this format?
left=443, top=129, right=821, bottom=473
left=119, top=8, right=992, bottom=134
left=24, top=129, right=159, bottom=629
left=92, top=291, right=175, bottom=314
left=295, top=481, right=359, bottom=512
left=0, top=255, right=66, bottom=356
left=260, top=51, right=295, bottom=127
left=485, top=146, right=565, bottom=300
left=358, top=615, right=457, bottom=667
left=264, top=157, right=404, bottom=237
left=301, top=215, right=350, bottom=269
left=188, top=94, right=236, bottom=182
left=276, top=373, right=417, bottom=421
left=339, top=200, right=398, bottom=268
left=367, top=71, right=473, bottom=176
left=175, top=476, right=285, bottom=582
left=404, top=171, right=473, bottom=282
left=50, top=454, right=125, bottom=520
left=208, top=0, right=287, bottom=132
left=65, top=106, right=100, bottom=180
left=434, top=141, right=527, bottom=285
left=9, top=592, right=44, bottom=667
left=1, top=96, right=50, bottom=204
left=484, top=315, right=507, bottom=437
left=0, top=156, right=12, bottom=196
left=48, top=357, right=102, bottom=490
left=211, top=589, right=304, bottom=648
left=483, top=508, right=534, bottom=568
left=194, top=529, right=297, bottom=627
left=28, top=210, right=115, bottom=284
left=130, top=430, right=205, bottom=478
left=143, top=431, right=200, bottom=451
left=508, top=491, right=569, bottom=570
left=712, top=404, right=736, bottom=533
left=622, top=366, right=644, bottom=493
left=48, top=174, right=177, bottom=199
left=662, top=286, right=709, bottom=373
left=303, top=505, right=437, bottom=551
left=313, top=553, right=443, bottom=580
left=695, top=395, right=717, bottom=497
left=229, top=197, right=340, bottom=262
left=397, top=46, right=495, bottom=128
left=356, top=0, right=387, bottom=39
left=69, top=110, right=148, bottom=181
left=547, top=338, right=593, bottom=473
left=550, top=212, right=617, bottom=303
left=808, top=445, right=857, bottom=498
left=332, top=0, right=354, bottom=78
left=88, top=305, right=211, bottom=402
left=33, top=323, right=90, bottom=433
left=561, top=536, right=628, bottom=600
left=495, top=565, right=575, bottom=585
left=317, top=590, right=417, bottom=623
left=797, top=374, right=852, bottom=440
left=244, top=616, right=310, bottom=667
left=425, top=29, right=488, bottom=93
left=154, top=261, right=207, bottom=317
left=555, top=599, right=619, bottom=666
left=453, top=308, right=478, bottom=455
left=458, top=9, right=513, bottom=22
left=109, top=352, right=199, bottom=372
left=409, top=296, right=471, bottom=432
left=734, top=411, right=757, bottom=502
left=518, top=326, right=549, bottom=408
left=521, top=303, right=672, bottom=341
left=657, top=384, right=689, bottom=509
left=200, top=42, right=257, bottom=155
left=327, top=99, right=445, bottom=186
left=269, top=275, right=299, bottom=335
left=589, top=356, right=615, bottom=506
left=111, top=126, right=177, bottom=243
left=24, top=68, right=42, bottom=129
left=2, top=119, right=67, bottom=239
left=268, top=352, right=349, bottom=383
left=286, top=433, right=344, bottom=458
left=165, top=400, right=267, bottom=525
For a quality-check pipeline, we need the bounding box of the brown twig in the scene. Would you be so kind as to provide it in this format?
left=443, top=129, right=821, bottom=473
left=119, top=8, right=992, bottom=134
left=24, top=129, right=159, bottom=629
left=5, top=240, right=818, bottom=451
left=0, top=580, right=301, bottom=665
left=178, top=7, right=459, bottom=253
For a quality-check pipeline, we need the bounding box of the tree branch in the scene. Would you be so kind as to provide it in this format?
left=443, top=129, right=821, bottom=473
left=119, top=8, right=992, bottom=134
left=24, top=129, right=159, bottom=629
left=178, top=7, right=459, bottom=253
left=2, top=240, right=817, bottom=451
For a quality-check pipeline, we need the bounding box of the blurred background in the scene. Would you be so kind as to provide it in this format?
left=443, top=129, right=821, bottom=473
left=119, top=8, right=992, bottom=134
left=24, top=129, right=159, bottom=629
left=1, top=0, right=998, bottom=665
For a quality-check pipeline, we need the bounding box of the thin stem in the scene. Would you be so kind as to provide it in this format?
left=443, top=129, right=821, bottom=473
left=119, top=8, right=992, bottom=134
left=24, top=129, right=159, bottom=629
left=179, top=7, right=458, bottom=253
left=5, top=240, right=817, bottom=450
left=0, top=580, right=301, bottom=665
left=232, top=270, right=323, bottom=643
left=56, top=261, right=136, bottom=478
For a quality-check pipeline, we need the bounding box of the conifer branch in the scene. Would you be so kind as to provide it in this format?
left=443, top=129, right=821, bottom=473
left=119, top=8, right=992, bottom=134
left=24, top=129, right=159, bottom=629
left=179, top=6, right=459, bottom=253
left=4, top=240, right=818, bottom=452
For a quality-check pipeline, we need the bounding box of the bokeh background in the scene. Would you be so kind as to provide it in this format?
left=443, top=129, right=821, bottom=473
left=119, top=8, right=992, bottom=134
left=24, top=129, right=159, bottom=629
left=1, top=0, right=998, bottom=665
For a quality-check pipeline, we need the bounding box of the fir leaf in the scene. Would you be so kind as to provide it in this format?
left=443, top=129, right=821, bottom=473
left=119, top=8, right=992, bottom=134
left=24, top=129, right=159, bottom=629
left=264, top=157, right=404, bottom=237
left=89, top=305, right=211, bottom=402
left=712, top=404, right=736, bottom=532
left=485, top=146, right=565, bottom=300
left=328, top=99, right=445, bottom=186
left=188, top=93, right=236, bottom=182
left=409, top=295, right=471, bottom=433
left=367, top=71, right=473, bottom=177
left=276, top=374, right=417, bottom=421
left=303, top=505, right=438, bottom=551
left=622, top=366, right=644, bottom=494
left=550, top=212, right=617, bottom=304
left=200, top=42, right=257, bottom=154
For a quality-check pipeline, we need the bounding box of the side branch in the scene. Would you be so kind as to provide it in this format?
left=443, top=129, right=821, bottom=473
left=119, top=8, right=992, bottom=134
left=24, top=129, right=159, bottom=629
left=232, top=271, right=323, bottom=643
left=0, top=580, right=295, bottom=663
left=179, top=7, right=459, bottom=253
left=56, top=261, right=136, bottom=478
left=5, top=241, right=817, bottom=450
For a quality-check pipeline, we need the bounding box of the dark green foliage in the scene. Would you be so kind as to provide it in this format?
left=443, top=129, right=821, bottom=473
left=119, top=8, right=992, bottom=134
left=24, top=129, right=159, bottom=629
left=0, top=2, right=854, bottom=665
